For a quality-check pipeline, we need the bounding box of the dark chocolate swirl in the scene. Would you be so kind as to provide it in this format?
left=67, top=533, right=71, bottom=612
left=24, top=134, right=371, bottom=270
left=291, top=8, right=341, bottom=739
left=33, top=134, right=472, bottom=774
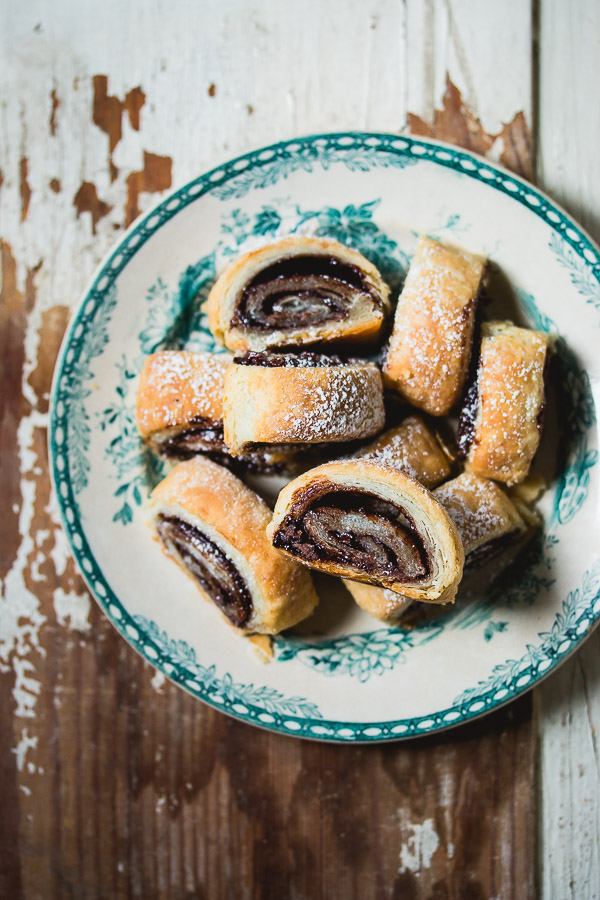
left=464, top=531, right=521, bottom=569
left=155, top=417, right=226, bottom=461
left=156, top=515, right=253, bottom=628
left=456, top=378, right=479, bottom=457
left=272, top=481, right=430, bottom=582
left=230, top=254, right=380, bottom=332
left=154, top=418, right=301, bottom=474
left=233, top=350, right=349, bottom=368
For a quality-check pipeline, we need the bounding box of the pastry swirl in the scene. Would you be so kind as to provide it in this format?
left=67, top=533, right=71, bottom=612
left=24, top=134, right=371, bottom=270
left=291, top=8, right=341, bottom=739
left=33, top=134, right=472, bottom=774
left=383, top=237, right=485, bottom=415
left=458, top=321, right=549, bottom=485
left=151, top=458, right=319, bottom=634
left=206, top=236, right=391, bottom=352
left=223, top=352, right=385, bottom=454
left=136, top=351, right=303, bottom=473
left=136, top=351, right=230, bottom=460
left=267, top=460, right=464, bottom=603
left=347, top=472, right=529, bottom=623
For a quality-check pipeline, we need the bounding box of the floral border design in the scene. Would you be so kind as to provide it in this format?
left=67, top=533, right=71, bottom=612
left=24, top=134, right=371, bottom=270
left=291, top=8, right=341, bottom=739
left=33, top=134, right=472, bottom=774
left=135, top=616, right=322, bottom=719
left=549, top=232, right=600, bottom=314
left=274, top=623, right=443, bottom=682
left=454, top=558, right=600, bottom=706
left=50, top=133, right=600, bottom=741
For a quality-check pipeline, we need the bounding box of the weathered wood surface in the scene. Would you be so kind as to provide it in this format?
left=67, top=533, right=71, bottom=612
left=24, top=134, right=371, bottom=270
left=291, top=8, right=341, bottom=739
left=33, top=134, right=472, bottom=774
left=0, top=1, right=597, bottom=897
left=534, top=2, right=600, bottom=897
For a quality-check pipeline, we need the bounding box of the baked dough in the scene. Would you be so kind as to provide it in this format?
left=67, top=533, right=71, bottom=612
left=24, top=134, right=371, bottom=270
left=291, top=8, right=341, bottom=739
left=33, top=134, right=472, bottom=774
left=136, top=351, right=231, bottom=459
left=150, top=457, right=319, bottom=634
left=459, top=321, right=548, bottom=485
left=267, top=459, right=464, bottom=604
left=353, top=415, right=452, bottom=489
left=383, top=237, right=485, bottom=415
left=223, top=352, right=385, bottom=454
left=206, top=236, right=391, bottom=352
left=136, top=350, right=302, bottom=473
left=346, top=472, right=529, bottom=623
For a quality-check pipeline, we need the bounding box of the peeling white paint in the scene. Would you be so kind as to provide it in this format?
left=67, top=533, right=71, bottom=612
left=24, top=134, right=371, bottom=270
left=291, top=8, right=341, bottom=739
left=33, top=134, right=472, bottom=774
left=46, top=492, right=73, bottom=578
left=54, top=587, right=91, bottom=632
left=12, top=728, right=38, bottom=772
left=151, top=670, right=166, bottom=692
left=0, top=415, right=47, bottom=719
left=398, top=818, right=440, bottom=873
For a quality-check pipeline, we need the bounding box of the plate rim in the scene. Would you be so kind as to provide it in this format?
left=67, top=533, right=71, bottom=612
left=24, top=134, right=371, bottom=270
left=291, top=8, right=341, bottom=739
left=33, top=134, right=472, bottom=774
left=49, top=131, right=600, bottom=743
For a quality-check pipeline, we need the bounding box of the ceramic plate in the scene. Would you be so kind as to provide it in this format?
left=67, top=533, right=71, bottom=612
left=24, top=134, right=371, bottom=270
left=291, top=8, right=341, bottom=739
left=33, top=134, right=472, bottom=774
left=50, top=133, right=600, bottom=742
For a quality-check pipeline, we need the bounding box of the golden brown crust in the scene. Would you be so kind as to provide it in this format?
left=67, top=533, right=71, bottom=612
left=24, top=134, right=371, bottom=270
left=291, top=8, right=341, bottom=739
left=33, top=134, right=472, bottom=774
left=383, top=237, right=485, bottom=415
left=342, top=580, right=413, bottom=625
left=345, top=472, right=529, bottom=624
left=354, top=415, right=452, bottom=488
left=150, top=457, right=318, bottom=634
left=267, top=459, right=464, bottom=603
left=433, top=472, right=526, bottom=554
left=223, top=361, right=385, bottom=453
left=136, top=351, right=231, bottom=439
left=206, top=235, right=391, bottom=352
left=466, top=321, right=548, bottom=485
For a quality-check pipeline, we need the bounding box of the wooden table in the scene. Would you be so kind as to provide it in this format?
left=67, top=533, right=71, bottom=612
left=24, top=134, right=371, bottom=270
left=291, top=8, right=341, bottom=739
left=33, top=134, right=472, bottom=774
left=1, top=2, right=599, bottom=897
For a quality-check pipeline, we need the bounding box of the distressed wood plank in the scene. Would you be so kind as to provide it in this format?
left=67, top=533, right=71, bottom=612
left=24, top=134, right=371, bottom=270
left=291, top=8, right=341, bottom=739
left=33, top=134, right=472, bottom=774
left=536, top=2, right=600, bottom=897
left=405, top=0, right=534, bottom=134
left=0, top=1, right=539, bottom=897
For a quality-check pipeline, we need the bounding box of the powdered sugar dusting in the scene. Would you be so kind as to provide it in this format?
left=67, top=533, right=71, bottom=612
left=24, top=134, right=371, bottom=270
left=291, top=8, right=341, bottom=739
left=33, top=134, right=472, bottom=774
left=273, top=364, right=384, bottom=442
left=384, top=237, right=484, bottom=414
left=137, top=351, right=231, bottom=433
left=468, top=321, right=548, bottom=484
left=356, top=416, right=451, bottom=488
left=434, top=472, right=523, bottom=553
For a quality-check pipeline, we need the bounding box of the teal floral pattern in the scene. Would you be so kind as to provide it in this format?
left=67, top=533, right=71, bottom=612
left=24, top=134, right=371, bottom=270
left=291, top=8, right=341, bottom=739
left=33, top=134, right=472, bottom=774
left=134, top=616, right=322, bottom=719
left=275, top=624, right=442, bottom=682
left=549, top=232, right=600, bottom=314
left=99, top=358, right=166, bottom=524
left=50, top=133, right=600, bottom=741
left=517, top=289, right=598, bottom=526
left=66, top=284, right=118, bottom=492
left=212, top=141, right=418, bottom=201
left=483, top=621, right=508, bottom=642
left=454, top=558, right=600, bottom=706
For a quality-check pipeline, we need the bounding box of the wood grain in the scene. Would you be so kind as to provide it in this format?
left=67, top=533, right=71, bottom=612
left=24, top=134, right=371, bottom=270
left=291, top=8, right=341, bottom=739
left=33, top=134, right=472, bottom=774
left=5, top=0, right=596, bottom=896
left=2, top=602, right=534, bottom=899
left=535, top=2, right=600, bottom=897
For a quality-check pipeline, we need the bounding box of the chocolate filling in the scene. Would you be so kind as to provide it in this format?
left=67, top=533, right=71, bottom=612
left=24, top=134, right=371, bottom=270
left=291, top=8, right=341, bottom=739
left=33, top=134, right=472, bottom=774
left=230, top=254, right=379, bottom=332
left=456, top=377, right=480, bottom=458
left=272, top=481, right=430, bottom=582
left=456, top=339, right=550, bottom=458
left=464, top=530, right=521, bottom=569
left=156, top=514, right=253, bottom=628
left=234, top=350, right=349, bottom=368
left=156, top=417, right=226, bottom=461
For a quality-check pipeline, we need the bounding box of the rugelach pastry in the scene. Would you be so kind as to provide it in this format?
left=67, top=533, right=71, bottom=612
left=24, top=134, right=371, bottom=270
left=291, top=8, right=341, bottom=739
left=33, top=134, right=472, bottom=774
left=136, top=350, right=299, bottom=473
left=458, top=321, right=549, bottom=485
left=150, top=457, right=319, bottom=634
left=206, top=236, right=391, bottom=352
left=348, top=472, right=530, bottom=624
left=136, top=351, right=230, bottom=460
left=342, top=415, right=452, bottom=615
left=223, top=352, right=385, bottom=455
left=353, top=415, right=452, bottom=489
left=267, top=460, right=465, bottom=604
left=383, top=237, right=485, bottom=415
